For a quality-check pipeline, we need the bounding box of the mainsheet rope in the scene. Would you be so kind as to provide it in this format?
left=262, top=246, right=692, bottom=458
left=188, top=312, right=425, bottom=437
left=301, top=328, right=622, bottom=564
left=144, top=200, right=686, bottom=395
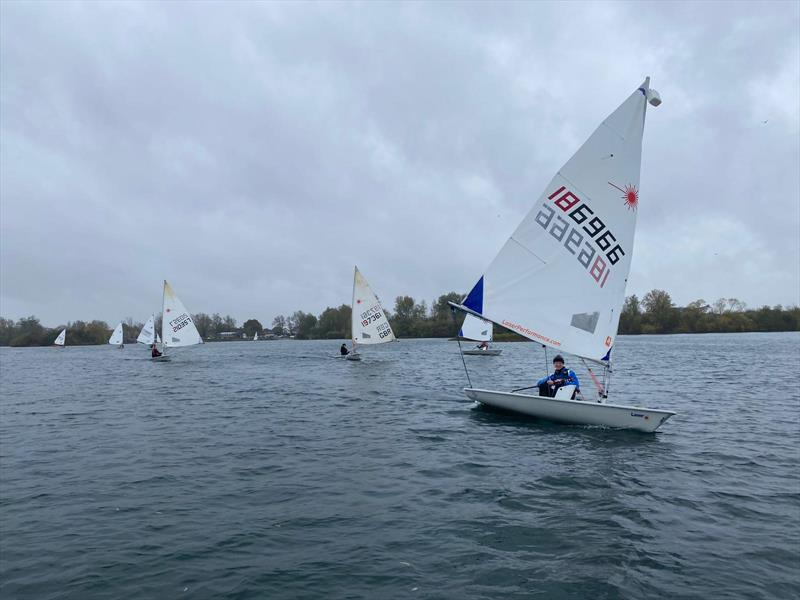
left=580, top=357, right=607, bottom=398
left=455, top=337, right=473, bottom=388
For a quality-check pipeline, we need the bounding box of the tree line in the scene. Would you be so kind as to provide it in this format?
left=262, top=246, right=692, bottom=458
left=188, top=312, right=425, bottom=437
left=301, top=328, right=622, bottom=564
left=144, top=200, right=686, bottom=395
left=619, top=290, right=799, bottom=334
left=1, top=289, right=797, bottom=346
left=0, top=314, right=241, bottom=347
left=270, top=292, right=464, bottom=340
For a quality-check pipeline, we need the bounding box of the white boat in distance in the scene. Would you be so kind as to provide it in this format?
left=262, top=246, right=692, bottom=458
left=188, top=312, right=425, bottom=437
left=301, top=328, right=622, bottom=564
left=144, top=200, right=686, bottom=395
left=53, top=329, right=66, bottom=347
left=137, top=315, right=162, bottom=346
left=460, top=313, right=502, bottom=356
left=347, top=266, right=395, bottom=361
left=451, top=78, right=674, bottom=433
left=108, top=322, right=124, bottom=347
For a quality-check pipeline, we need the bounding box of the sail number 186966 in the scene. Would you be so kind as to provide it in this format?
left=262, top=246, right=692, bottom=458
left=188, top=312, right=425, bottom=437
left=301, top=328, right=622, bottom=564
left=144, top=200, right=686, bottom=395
left=535, top=186, right=626, bottom=288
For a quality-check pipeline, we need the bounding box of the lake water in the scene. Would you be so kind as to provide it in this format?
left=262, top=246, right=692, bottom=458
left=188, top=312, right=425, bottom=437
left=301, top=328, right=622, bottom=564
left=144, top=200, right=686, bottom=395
left=1, top=332, right=798, bottom=599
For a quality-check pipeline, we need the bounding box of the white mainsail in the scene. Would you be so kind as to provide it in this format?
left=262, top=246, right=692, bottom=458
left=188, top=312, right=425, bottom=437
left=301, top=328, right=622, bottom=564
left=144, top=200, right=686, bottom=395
left=460, top=313, right=492, bottom=342
left=108, top=322, right=124, bottom=346
left=137, top=315, right=159, bottom=345
left=351, top=266, right=395, bottom=345
left=460, top=79, right=658, bottom=364
left=161, top=280, right=203, bottom=349
left=253, top=332, right=258, bottom=341
left=53, top=329, right=66, bottom=346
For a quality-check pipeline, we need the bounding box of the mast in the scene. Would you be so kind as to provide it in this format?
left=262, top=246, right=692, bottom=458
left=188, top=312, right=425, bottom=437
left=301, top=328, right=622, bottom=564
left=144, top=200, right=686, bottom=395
left=161, top=280, right=167, bottom=356
left=351, top=266, right=357, bottom=352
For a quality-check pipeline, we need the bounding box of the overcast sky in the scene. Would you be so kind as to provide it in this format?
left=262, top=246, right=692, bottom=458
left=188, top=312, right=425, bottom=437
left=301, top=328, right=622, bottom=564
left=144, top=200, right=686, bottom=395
left=1, top=1, right=798, bottom=327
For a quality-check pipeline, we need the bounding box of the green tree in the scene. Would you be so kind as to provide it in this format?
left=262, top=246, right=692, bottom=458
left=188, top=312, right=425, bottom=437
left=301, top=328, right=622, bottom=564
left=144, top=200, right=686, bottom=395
left=242, top=319, right=263, bottom=337
left=641, top=289, right=677, bottom=333
left=10, top=316, right=46, bottom=346
left=291, top=311, right=317, bottom=339
left=317, top=305, right=351, bottom=339
left=392, top=296, right=427, bottom=337
left=431, top=292, right=462, bottom=321
left=679, top=299, right=709, bottom=333
left=0, top=317, right=15, bottom=345
left=429, top=292, right=463, bottom=337
left=211, top=313, right=224, bottom=337
left=619, top=295, right=642, bottom=334
left=713, top=297, right=746, bottom=315
left=271, top=315, right=287, bottom=336
left=193, top=313, right=213, bottom=339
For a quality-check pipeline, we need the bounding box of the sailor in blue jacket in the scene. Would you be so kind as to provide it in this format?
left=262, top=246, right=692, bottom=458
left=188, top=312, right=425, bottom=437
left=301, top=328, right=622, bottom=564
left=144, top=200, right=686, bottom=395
left=537, top=355, right=580, bottom=398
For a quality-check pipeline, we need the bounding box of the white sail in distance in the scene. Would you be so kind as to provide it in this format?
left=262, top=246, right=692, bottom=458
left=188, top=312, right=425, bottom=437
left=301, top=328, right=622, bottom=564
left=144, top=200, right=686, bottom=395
left=460, top=313, right=492, bottom=342
left=53, top=329, right=66, bottom=346
left=253, top=332, right=258, bottom=341
left=162, top=280, right=203, bottom=348
left=461, top=79, right=658, bottom=363
left=108, top=322, right=124, bottom=346
left=351, top=266, right=395, bottom=345
left=137, top=315, right=158, bottom=345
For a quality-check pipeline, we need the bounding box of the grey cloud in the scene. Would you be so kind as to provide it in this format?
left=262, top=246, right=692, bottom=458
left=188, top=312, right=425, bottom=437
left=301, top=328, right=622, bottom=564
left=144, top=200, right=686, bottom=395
left=1, top=1, right=798, bottom=326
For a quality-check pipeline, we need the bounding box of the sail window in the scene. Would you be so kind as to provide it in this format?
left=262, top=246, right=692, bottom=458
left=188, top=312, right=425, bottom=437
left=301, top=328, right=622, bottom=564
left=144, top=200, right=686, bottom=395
left=570, top=312, right=600, bottom=334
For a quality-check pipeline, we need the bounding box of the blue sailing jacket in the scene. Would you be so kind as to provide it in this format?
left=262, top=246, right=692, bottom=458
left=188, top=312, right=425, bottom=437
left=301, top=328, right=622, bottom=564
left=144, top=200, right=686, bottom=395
left=537, top=367, right=580, bottom=389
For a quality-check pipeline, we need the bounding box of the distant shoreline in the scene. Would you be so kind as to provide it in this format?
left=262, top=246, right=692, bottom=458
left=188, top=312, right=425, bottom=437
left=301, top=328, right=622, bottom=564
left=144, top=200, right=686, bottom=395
left=3, top=329, right=798, bottom=348
left=2, top=295, right=797, bottom=346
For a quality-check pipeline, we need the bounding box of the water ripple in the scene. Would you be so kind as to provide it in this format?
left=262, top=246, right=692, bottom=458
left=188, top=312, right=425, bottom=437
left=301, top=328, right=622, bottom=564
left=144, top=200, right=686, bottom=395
left=1, top=333, right=798, bottom=599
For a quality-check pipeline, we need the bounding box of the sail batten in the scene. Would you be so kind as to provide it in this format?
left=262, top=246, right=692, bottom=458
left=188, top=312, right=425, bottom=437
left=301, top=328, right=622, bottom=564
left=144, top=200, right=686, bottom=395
left=460, top=79, right=653, bottom=363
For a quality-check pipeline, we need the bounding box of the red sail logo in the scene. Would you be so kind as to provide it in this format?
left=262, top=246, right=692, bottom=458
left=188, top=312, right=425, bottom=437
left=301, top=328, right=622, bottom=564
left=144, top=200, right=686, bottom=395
left=609, top=182, right=639, bottom=211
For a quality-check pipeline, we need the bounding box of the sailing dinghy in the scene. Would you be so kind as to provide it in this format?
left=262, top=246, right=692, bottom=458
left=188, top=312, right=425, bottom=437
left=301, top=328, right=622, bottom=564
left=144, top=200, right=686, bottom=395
left=347, top=266, right=395, bottom=361
left=460, top=313, right=502, bottom=356
left=158, top=280, right=203, bottom=361
left=450, top=78, right=675, bottom=433
left=137, top=314, right=163, bottom=359
left=109, top=322, right=124, bottom=348
left=137, top=315, right=162, bottom=346
left=253, top=331, right=258, bottom=341
left=53, top=329, right=66, bottom=347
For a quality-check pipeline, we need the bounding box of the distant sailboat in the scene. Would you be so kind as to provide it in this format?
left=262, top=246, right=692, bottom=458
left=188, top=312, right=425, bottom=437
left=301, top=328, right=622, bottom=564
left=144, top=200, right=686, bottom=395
left=347, top=266, right=395, bottom=361
left=109, top=322, right=124, bottom=348
left=460, top=313, right=502, bottom=356
left=450, top=78, right=675, bottom=432
left=253, top=331, right=258, bottom=341
left=136, top=315, right=161, bottom=346
left=159, top=280, right=203, bottom=360
left=53, top=329, right=66, bottom=347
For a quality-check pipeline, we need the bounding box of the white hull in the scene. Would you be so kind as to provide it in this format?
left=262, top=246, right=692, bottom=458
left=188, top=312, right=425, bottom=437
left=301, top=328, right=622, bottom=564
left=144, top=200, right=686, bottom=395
left=466, top=388, right=675, bottom=433
left=462, top=349, right=503, bottom=356
left=345, top=353, right=362, bottom=361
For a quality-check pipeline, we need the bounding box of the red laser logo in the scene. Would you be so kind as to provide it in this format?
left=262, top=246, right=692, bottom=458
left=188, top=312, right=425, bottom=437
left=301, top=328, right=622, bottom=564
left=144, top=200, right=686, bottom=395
left=609, top=182, right=639, bottom=211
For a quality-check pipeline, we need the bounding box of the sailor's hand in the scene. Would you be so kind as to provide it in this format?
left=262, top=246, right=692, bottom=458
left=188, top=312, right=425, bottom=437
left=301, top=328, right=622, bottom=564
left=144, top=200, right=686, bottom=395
left=546, top=379, right=554, bottom=385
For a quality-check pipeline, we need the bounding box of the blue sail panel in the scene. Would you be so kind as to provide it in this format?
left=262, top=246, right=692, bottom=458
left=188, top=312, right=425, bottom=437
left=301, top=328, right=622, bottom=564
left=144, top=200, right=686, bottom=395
left=463, top=277, right=484, bottom=314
